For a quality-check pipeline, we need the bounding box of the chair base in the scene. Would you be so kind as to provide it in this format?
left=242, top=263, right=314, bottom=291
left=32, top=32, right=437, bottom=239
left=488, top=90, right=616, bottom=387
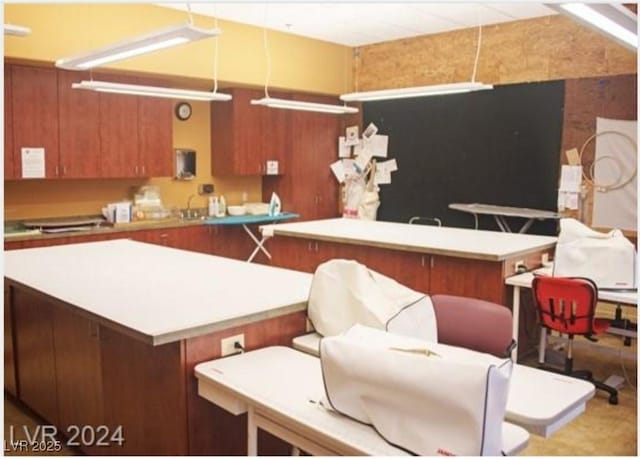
left=537, top=364, right=619, bottom=405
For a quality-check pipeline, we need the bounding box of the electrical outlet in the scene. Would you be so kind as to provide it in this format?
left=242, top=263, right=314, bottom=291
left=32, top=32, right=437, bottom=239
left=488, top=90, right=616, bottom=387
left=221, top=333, right=245, bottom=357
left=198, top=183, right=214, bottom=195
left=514, top=260, right=526, bottom=273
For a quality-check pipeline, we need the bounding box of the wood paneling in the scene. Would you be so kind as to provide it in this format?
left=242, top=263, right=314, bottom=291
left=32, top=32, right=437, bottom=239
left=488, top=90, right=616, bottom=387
left=98, top=74, right=139, bottom=178
left=100, top=327, right=188, bottom=455
left=11, top=65, right=60, bottom=178
left=184, top=310, right=307, bottom=455
left=4, top=282, right=17, bottom=397
left=4, top=65, right=15, bottom=179
left=355, top=15, right=636, bottom=91
left=12, top=288, right=59, bottom=426
left=52, top=306, right=104, bottom=449
left=137, top=77, right=173, bottom=178
left=57, top=70, right=101, bottom=178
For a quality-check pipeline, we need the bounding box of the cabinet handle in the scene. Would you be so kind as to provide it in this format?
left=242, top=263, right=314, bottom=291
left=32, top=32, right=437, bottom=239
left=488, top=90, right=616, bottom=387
left=421, top=255, right=425, bottom=267
left=141, top=165, right=146, bottom=175
left=90, top=322, right=100, bottom=339
left=314, top=242, right=319, bottom=252
left=55, top=165, right=59, bottom=177
left=134, top=165, right=139, bottom=175
left=62, top=165, right=67, bottom=176
left=307, top=242, right=312, bottom=251
left=430, top=256, right=434, bottom=269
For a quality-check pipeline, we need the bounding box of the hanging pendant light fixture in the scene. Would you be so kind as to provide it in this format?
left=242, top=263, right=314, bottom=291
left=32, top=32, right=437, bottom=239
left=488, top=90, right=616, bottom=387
left=250, top=5, right=358, bottom=115
left=66, top=2, right=231, bottom=102
left=340, top=17, right=493, bottom=102
left=4, top=24, right=31, bottom=36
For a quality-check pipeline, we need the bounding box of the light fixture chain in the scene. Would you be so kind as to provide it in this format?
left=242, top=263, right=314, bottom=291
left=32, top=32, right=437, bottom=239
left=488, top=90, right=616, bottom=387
left=186, top=0, right=194, bottom=25
left=471, top=13, right=483, bottom=83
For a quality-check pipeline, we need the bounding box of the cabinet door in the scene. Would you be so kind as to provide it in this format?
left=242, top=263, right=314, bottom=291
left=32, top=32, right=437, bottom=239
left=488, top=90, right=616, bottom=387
left=11, top=65, right=60, bottom=178
left=58, top=70, right=101, bottom=178
left=429, top=255, right=506, bottom=304
left=4, top=65, right=15, bottom=179
left=98, top=74, right=139, bottom=178
left=4, top=282, right=17, bottom=396
left=262, top=90, right=290, bottom=174
left=138, top=77, right=173, bottom=177
left=52, top=307, right=103, bottom=437
left=13, top=288, right=59, bottom=425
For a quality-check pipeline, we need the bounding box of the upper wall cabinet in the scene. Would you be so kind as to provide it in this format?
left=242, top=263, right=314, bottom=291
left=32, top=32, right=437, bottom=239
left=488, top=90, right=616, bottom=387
left=6, top=63, right=173, bottom=180
left=11, top=65, right=60, bottom=179
left=211, top=88, right=289, bottom=176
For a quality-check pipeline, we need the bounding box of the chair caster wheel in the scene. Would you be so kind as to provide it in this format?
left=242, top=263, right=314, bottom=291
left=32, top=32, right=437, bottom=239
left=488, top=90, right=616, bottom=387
left=609, top=394, right=618, bottom=405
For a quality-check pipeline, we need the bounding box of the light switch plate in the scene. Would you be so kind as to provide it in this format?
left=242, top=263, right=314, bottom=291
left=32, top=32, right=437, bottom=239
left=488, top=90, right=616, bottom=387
left=266, top=160, right=279, bottom=175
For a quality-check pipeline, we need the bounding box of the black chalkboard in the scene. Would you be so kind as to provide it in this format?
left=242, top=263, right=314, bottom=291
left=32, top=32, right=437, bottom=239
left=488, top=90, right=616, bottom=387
left=364, top=80, right=564, bottom=235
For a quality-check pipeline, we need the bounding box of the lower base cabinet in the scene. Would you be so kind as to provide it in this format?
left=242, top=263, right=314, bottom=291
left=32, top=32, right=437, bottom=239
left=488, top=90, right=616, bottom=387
left=7, top=282, right=307, bottom=455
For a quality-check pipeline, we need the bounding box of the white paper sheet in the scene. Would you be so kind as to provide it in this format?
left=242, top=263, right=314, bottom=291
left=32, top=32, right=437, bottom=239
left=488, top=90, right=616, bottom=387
left=367, top=134, right=389, bottom=158
left=378, top=159, right=398, bottom=173
left=342, top=159, right=358, bottom=178
left=559, top=165, right=582, bottom=192
left=375, top=169, right=392, bottom=185
left=345, top=126, right=359, bottom=146
left=330, top=160, right=346, bottom=183
left=354, top=148, right=373, bottom=172
left=21, top=148, right=46, bottom=178
left=338, top=136, right=351, bottom=158
left=363, top=122, right=379, bottom=140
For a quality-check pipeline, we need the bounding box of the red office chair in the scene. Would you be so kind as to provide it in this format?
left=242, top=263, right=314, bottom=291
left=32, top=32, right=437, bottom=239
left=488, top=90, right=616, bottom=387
left=531, top=276, right=618, bottom=405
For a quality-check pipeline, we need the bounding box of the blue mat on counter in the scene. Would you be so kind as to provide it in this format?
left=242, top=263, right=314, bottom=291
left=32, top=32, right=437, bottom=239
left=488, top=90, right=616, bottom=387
left=203, top=212, right=299, bottom=226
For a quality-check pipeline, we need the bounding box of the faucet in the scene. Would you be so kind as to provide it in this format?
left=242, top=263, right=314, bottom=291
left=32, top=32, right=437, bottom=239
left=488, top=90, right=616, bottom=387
left=186, top=194, right=197, bottom=219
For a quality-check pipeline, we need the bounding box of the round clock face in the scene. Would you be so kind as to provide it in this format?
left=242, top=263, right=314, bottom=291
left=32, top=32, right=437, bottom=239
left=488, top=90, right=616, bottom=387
left=175, top=102, right=192, bottom=121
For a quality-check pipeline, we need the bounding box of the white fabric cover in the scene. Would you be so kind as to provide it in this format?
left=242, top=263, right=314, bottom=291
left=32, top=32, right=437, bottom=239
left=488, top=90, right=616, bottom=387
left=554, top=218, right=636, bottom=289
left=307, top=259, right=437, bottom=341
left=320, top=325, right=512, bottom=456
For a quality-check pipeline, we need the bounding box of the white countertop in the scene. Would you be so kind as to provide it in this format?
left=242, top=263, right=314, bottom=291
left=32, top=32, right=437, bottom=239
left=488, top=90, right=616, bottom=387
left=4, top=239, right=312, bottom=345
left=262, top=218, right=557, bottom=261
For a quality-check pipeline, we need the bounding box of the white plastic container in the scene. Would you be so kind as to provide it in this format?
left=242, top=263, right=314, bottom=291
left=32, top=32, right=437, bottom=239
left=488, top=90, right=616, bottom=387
left=208, top=196, right=219, bottom=217
left=217, top=195, right=227, bottom=217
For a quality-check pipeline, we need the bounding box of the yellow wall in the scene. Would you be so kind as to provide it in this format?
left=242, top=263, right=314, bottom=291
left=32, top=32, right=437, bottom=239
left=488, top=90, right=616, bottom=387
left=4, top=3, right=351, bottom=220
left=4, top=3, right=353, bottom=95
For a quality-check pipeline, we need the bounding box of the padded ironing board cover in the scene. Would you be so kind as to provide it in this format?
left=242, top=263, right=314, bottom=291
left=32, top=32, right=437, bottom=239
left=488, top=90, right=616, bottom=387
left=320, top=325, right=512, bottom=456
left=307, top=259, right=437, bottom=341
left=554, top=218, right=636, bottom=289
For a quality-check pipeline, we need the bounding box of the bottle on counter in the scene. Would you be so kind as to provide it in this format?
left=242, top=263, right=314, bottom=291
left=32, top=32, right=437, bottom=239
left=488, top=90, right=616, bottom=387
left=208, top=196, right=219, bottom=217
left=217, top=195, right=227, bottom=217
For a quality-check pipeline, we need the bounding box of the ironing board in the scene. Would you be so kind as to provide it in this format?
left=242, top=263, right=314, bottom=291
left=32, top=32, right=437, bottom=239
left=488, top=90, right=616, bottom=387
left=204, top=213, right=299, bottom=262
left=195, top=346, right=531, bottom=456
left=449, top=203, right=560, bottom=233
left=292, top=332, right=595, bottom=438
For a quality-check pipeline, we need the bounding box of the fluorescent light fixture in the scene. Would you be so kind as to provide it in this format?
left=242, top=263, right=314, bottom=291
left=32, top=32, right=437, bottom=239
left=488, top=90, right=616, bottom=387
left=340, top=82, right=494, bottom=102
left=56, top=23, right=221, bottom=70
left=547, top=3, right=637, bottom=50
left=4, top=24, right=31, bottom=36
left=251, top=97, right=358, bottom=114
left=72, top=80, right=232, bottom=102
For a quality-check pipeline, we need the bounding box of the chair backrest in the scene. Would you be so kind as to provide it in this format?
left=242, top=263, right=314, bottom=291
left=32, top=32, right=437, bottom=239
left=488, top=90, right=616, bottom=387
left=431, top=294, right=514, bottom=358
left=409, top=216, right=442, bottom=227
left=531, top=276, right=598, bottom=336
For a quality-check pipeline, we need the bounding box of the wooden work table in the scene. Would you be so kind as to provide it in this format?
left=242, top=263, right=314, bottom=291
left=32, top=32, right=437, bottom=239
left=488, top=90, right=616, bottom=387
left=261, top=218, right=557, bottom=305
left=4, top=240, right=312, bottom=455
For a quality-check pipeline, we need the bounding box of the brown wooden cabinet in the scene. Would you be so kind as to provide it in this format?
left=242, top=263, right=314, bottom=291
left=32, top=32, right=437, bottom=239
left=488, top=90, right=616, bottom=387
left=58, top=70, right=101, bottom=178
left=12, top=288, right=60, bottom=426
left=11, top=65, right=60, bottom=178
left=138, top=77, right=173, bottom=178
left=4, top=281, right=17, bottom=397
left=211, top=88, right=289, bottom=176
left=4, top=65, right=15, bottom=179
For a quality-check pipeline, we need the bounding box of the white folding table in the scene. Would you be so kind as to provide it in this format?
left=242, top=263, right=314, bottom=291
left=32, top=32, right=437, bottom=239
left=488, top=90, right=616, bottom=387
left=292, top=332, right=595, bottom=438
left=195, top=346, right=532, bottom=456
left=203, top=212, right=299, bottom=262
left=449, top=203, right=560, bottom=233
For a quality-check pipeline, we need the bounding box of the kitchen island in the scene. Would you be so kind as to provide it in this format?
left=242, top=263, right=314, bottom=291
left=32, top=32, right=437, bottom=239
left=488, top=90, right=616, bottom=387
left=261, top=218, right=557, bottom=305
left=4, top=240, right=312, bottom=455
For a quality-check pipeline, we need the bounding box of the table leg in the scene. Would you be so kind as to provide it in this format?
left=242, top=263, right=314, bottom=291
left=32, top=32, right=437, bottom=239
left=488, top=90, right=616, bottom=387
left=538, top=327, right=547, bottom=365
left=247, top=406, right=258, bottom=456
left=494, top=215, right=512, bottom=232
left=243, top=224, right=272, bottom=262
left=511, top=285, right=520, bottom=362
left=518, top=218, right=536, bottom=234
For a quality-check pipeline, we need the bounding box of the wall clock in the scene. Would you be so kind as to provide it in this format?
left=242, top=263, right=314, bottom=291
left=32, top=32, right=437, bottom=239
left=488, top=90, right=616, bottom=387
left=175, top=102, right=192, bottom=121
